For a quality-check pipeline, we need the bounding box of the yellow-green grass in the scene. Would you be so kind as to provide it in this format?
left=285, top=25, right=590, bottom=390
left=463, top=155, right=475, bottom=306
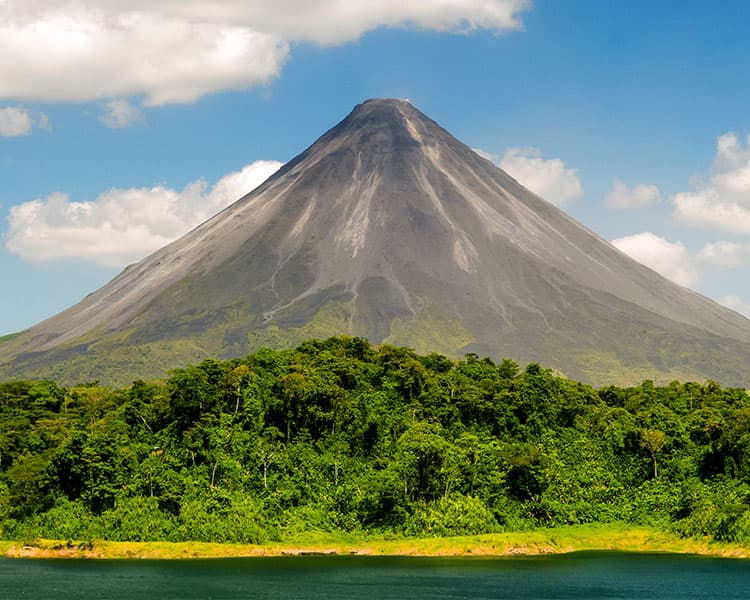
left=0, top=332, right=24, bottom=344
left=3, top=525, right=750, bottom=560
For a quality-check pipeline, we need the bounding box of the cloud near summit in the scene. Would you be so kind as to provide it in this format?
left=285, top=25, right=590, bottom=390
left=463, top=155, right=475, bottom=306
left=0, top=1, right=530, bottom=107
left=6, top=161, right=283, bottom=268
left=475, top=147, right=583, bottom=207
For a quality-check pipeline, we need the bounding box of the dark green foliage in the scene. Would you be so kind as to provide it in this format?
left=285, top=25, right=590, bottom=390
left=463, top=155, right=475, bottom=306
left=2, top=335, right=750, bottom=543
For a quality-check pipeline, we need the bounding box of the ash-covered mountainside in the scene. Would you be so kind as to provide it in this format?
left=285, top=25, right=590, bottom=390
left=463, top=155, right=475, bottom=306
left=3, top=99, right=750, bottom=385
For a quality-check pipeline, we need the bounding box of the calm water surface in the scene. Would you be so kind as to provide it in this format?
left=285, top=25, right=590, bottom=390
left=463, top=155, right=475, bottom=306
left=2, top=552, right=749, bottom=599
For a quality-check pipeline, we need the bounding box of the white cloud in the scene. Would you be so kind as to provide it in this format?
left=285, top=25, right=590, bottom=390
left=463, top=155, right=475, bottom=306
left=100, top=100, right=145, bottom=129
left=697, top=241, right=750, bottom=269
left=0, top=1, right=530, bottom=108
left=606, top=179, right=660, bottom=210
left=611, top=232, right=701, bottom=288
left=0, top=105, right=49, bottom=136
left=472, top=147, right=499, bottom=163
left=498, top=147, right=583, bottom=206
left=161, top=0, right=533, bottom=44
left=0, top=9, right=288, bottom=107
left=718, top=295, right=750, bottom=319
left=6, top=160, right=282, bottom=267
left=673, top=133, right=750, bottom=234
left=36, top=113, right=51, bottom=131
left=0, top=106, right=32, bottom=136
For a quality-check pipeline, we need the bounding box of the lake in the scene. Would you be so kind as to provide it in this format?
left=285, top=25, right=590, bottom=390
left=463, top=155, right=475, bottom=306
left=2, top=552, right=750, bottom=599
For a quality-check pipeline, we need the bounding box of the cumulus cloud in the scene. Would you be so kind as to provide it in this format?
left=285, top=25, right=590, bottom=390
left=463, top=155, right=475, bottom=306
left=0, top=105, right=49, bottom=136
left=6, top=160, right=282, bottom=267
left=0, top=9, right=288, bottom=107
left=611, top=232, right=701, bottom=288
left=163, top=0, right=533, bottom=44
left=498, top=147, right=583, bottom=206
left=0, top=1, right=530, bottom=109
left=606, top=179, right=660, bottom=210
left=697, top=241, right=750, bottom=269
left=100, top=100, right=145, bottom=129
left=673, top=133, right=750, bottom=234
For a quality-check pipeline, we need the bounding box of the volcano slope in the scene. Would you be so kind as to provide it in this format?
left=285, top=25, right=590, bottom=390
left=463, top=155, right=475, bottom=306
left=3, top=99, right=750, bottom=386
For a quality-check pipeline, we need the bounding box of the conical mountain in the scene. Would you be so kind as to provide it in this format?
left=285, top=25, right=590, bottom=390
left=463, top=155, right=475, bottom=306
left=3, top=99, right=750, bottom=386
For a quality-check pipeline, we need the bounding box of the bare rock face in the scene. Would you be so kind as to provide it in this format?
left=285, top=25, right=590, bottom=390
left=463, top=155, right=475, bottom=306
left=3, top=99, right=750, bottom=385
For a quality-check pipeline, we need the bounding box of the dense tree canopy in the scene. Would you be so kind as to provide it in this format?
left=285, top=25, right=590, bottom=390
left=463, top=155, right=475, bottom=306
left=1, top=336, right=750, bottom=543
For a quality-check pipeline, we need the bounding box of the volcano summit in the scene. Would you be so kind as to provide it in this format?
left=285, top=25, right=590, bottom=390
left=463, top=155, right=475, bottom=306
left=3, top=99, right=750, bottom=385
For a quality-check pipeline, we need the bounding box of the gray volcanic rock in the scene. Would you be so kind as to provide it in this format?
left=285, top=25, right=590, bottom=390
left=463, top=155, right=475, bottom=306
left=3, top=98, right=750, bottom=385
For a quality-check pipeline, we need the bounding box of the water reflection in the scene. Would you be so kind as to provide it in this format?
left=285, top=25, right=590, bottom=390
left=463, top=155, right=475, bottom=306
left=2, top=552, right=750, bottom=600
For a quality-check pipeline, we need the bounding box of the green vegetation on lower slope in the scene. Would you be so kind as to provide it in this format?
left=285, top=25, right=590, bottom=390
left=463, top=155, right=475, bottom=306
left=574, top=350, right=700, bottom=389
left=2, top=336, right=750, bottom=547
left=0, top=332, right=23, bottom=344
left=5, top=288, right=750, bottom=390
left=385, top=299, right=476, bottom=357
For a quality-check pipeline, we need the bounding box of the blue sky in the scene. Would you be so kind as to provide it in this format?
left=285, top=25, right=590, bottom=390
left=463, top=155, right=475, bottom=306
left=2, top=0, right=750, bottom=335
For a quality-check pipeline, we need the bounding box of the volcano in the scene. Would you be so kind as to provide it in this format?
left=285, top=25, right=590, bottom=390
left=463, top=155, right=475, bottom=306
left=3, top=98, right=750, bottom=386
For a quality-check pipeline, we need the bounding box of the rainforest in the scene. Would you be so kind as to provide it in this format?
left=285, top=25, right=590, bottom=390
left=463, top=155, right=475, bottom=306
left=2, top=336, right=750, bottom=546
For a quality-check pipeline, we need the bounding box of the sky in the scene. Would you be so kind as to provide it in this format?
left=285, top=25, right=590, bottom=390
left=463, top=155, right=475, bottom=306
left=2, top=0, right=750, bottom=335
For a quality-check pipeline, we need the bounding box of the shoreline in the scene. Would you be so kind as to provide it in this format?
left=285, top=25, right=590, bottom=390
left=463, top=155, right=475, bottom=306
left=2, top=525, right=750, bottom=560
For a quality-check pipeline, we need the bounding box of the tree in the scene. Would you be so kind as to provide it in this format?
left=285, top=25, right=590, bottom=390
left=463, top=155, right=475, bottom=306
left=3, top=454, right=52, bottom=517
left=641, top=429, right=667, bottom=478
left=394, top=422, right=448, bottom=501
